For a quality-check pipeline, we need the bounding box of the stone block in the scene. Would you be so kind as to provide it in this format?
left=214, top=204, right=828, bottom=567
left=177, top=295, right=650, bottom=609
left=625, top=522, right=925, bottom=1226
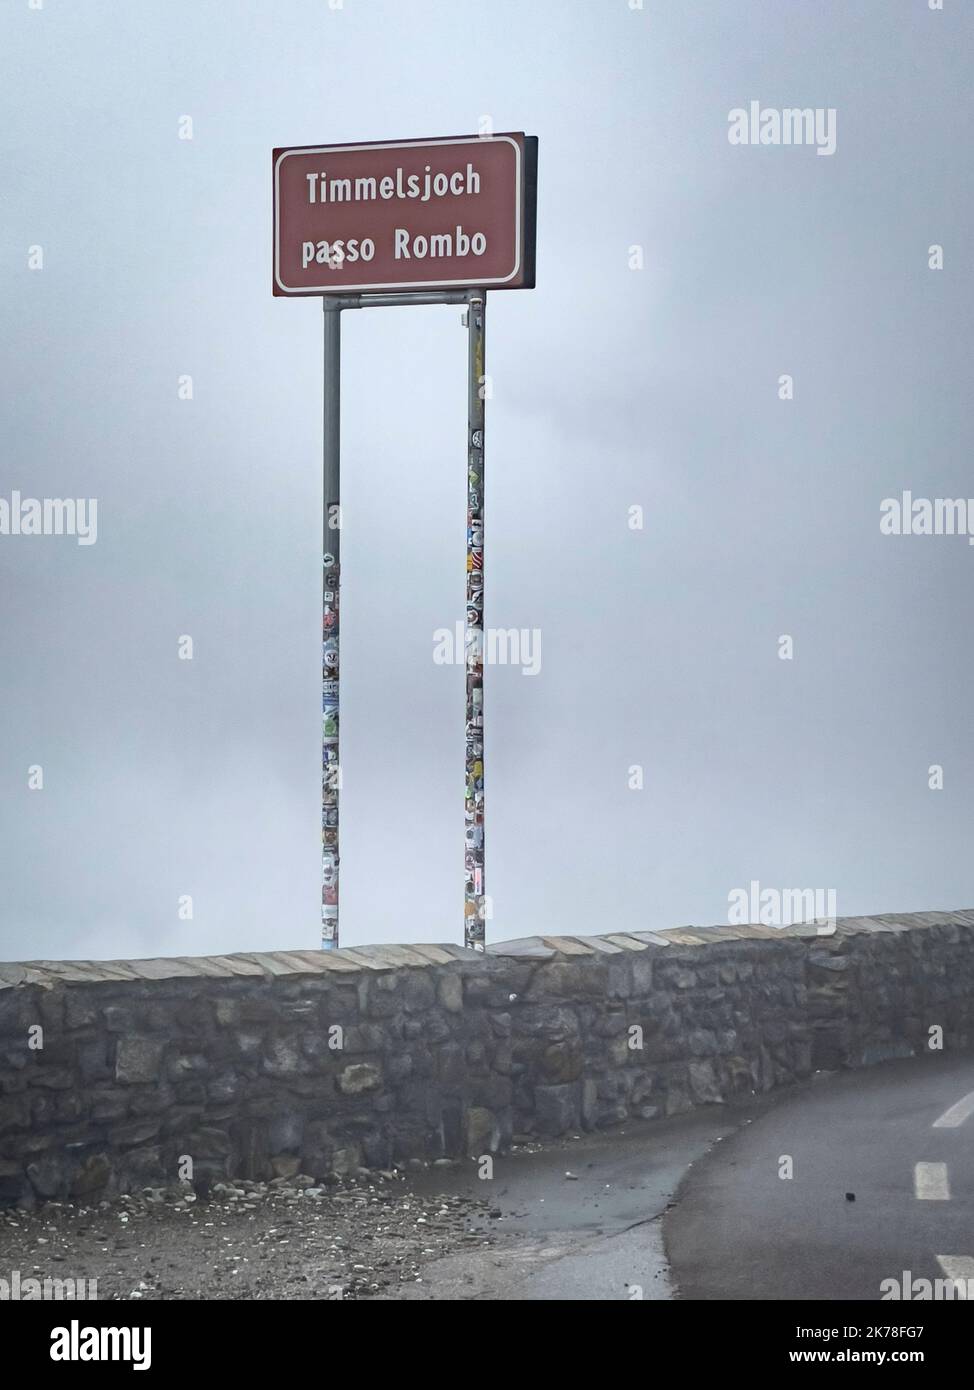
left=115, top=1037, right=165, bottom=1085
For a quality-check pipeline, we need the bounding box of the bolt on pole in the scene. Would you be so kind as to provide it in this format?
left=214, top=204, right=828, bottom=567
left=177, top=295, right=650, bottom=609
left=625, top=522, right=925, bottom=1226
left=465, top=289, right=487, bottom=951
left=321, top=301, right=341, bottom=949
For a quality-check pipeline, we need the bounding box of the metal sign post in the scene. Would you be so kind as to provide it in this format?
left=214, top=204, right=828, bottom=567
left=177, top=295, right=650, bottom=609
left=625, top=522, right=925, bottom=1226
left=464, top=290, right=486, bottom=951
left=273, top=133, right=536, bottom=951
left=321, top=302, right=341, bottom=948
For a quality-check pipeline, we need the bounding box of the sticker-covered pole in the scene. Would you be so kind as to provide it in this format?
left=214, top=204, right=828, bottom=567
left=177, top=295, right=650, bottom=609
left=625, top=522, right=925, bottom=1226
left=321, top=301, right=341, bottom=949
left=464, top=289, right=487, bottom=951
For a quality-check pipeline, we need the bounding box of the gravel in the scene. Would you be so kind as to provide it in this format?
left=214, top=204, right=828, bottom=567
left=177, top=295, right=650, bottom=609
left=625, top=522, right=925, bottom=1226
left=0, top=1169, right=500, bottom=1300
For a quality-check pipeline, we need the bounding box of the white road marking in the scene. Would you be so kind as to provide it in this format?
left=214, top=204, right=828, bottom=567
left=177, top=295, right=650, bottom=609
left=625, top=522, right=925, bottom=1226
left=915, top=1162, right=950, bottom=1200
left=933, top=1089, right=974, bottom=1129
left=936, top=1256, right=974, bottom=1296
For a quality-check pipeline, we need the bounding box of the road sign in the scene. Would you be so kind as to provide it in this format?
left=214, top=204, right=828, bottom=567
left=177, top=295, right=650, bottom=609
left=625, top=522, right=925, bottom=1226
left=273, top=133, right=537, bottom=296
left=274, top=132, right=537, bottom=952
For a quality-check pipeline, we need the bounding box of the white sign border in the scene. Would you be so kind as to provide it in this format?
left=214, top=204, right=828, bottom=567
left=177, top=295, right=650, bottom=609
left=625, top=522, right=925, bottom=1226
left=274, top=135, right=523, bottom=294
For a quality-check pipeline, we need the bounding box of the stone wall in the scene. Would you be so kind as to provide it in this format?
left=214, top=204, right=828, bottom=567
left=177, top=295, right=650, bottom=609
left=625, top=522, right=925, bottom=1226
left=2, top=911, right=973, bottom=1206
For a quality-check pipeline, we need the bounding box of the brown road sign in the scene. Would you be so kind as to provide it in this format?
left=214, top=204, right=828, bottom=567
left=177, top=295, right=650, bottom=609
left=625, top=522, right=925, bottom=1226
left=273, top=133, right=537, bottom=296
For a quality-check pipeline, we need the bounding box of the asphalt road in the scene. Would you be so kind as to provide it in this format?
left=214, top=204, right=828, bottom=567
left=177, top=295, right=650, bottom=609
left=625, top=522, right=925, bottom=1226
left=666, top=1050, right=974, bottom=1301
left=408, top=1051, right=974, bottom=1300
left=406, top=1105, right=743, bottom=1299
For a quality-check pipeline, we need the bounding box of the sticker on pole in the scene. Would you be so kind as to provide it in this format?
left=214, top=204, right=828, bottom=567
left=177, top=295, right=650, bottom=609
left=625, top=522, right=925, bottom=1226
left=273, top=133, right=537, bottom=296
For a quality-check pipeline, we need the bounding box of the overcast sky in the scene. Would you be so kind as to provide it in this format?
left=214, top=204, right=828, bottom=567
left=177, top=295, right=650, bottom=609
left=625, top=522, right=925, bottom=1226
left=1, top=0, right=971, bottom=962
